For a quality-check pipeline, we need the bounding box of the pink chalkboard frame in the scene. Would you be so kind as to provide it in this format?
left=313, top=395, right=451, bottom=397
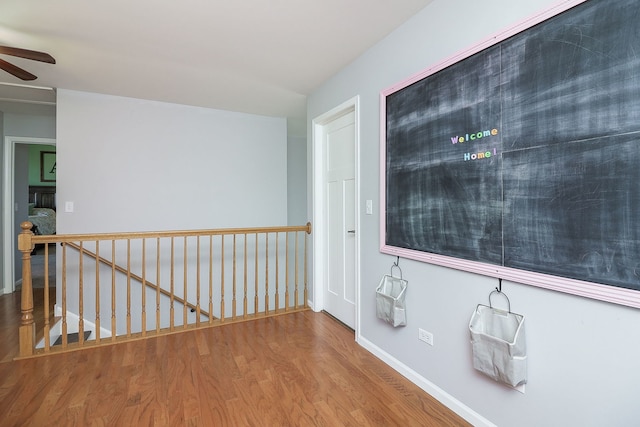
left=379, top=0, right=640, bottom=309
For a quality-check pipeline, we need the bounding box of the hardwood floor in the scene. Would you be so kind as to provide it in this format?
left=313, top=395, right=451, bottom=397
left=0, top=288, right=55, bottom=363
left=0, top=304, right=470, bottom=426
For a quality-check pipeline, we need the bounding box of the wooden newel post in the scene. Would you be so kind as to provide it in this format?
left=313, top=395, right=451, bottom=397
left=18, top=221, right=35, bottom=357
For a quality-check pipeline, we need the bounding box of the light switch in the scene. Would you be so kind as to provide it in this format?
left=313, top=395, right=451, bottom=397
left=366, top=200, right=373, bottom=215
left=64, top=201, right=74, bottom=213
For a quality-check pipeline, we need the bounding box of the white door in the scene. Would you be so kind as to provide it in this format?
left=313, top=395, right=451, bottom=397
left=323, top=111, right=356, bottom=328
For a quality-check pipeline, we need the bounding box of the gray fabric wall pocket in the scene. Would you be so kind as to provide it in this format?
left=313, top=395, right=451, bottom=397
left=376, top=263, right=407, bottom=327
left=469, top=290, right=527, bottom=387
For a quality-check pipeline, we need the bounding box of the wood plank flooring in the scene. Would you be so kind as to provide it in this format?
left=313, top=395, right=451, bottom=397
left=0, top=304, right=470, bottom=426
left=0, top=288, right=55, bottom=363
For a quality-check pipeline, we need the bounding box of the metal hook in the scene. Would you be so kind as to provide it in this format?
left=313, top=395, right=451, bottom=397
left=489, top=289, right=511, bottom=313
left=390, top=256, right=402, bottom=279
left=489, top=278, right=510, bottom=312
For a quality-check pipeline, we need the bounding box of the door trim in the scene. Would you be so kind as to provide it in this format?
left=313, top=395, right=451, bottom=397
left=2, top=136, right=56, bottom=295
left=311, top=96, right=360, bottom=336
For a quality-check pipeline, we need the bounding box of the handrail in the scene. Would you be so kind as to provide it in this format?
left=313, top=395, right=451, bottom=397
left=29, top=223, right=312, bottom=244
left=17, top=222, right=312, bottom=358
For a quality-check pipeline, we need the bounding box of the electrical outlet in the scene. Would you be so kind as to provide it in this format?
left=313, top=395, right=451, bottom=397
left=418, top=328, right=434, bottom=346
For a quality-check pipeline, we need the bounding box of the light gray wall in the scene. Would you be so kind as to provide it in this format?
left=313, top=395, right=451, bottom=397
left=307, top=0, right=640, bottom=425
left=287, top=117, right=308, bottom=226
left=56, top=89, right=288, bottom=234
left=55, top=88, right=290, bottom=333
left=4, top=113, right=56, bottom=138
left=287, top=134, right=307, bottom=226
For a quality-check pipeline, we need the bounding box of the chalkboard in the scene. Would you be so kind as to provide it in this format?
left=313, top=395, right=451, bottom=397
left=385, top=45, right=503, bottom=265
left=382, top=0, right=640, bottom=296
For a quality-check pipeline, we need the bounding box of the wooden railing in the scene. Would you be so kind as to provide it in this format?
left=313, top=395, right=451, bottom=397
left=17, top=222, right=311, bottom=358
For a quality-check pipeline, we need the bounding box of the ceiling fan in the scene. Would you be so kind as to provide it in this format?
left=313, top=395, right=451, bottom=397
left=0, top=45, right=56, bottom=81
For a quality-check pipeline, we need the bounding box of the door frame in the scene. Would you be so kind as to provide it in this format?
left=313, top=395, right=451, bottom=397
left=2, top=136, right=56, bottom=295
left=311, top=96, right=360, bottom=336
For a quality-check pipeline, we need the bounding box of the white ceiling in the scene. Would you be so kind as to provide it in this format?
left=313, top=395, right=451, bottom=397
left=0, top=0, right=432, bottom=121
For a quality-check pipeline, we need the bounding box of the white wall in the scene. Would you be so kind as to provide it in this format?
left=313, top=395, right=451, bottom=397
left=307, top=0, right=640, bottom=426
left=56, top=89, right=288, bottom=234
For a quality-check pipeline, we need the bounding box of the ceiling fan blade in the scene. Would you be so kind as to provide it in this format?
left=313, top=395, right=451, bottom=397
left=0, top=46, right=56, bottom=64
left=0, top=58, right=37, bottom=80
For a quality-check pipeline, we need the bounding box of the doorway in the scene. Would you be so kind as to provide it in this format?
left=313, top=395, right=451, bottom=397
left=312, top=97, right=360, bottom=332
left=2, top=136, right=56, bottom=295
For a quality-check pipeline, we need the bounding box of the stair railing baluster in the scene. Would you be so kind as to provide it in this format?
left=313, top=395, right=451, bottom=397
left=156, top=237, right=161, bottom=334
left=294, top=230, right=299, bottom=310
left=264, top=233, right=269, bottom=316
left=243, top=233, right=248, bottom=319
left=141, top=238, right=146, bottom=337
left=170, top=237, right=175, bottom=331
left=16, top=223, right=311, bottom=358
left=196, top=236, right=201, bottom=326
left=232, top=234, right=237, bottom=320
left=220, top=235, right=225, bottom=323
left=111, top=240, right=116, bottom=342
left=95, top=241, right=101, bottom=343
left=285, top=232, right=290, bottom=312
left=78, top=241, right=84, bottom=346
left=44, top=241, right=51, bottom=351
left=126, top=239, right=131, bottom=337
left=62, top=241, right=68, bottom=348
left=254, top=233, right=259, bottom=315
left=183, top=236, right=188, bottom=329
left=275, top=232, right=280, bottom=313
left=208, top=235, right=214, bottom=324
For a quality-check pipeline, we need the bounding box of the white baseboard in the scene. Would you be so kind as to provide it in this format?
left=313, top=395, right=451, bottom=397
left=356, top=334, right=495, bottom=427
left=308, top=299, right=319, bottom=312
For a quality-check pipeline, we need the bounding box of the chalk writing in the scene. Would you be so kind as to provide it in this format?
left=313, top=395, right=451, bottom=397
left=451, top=128, right=499, bottom=144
